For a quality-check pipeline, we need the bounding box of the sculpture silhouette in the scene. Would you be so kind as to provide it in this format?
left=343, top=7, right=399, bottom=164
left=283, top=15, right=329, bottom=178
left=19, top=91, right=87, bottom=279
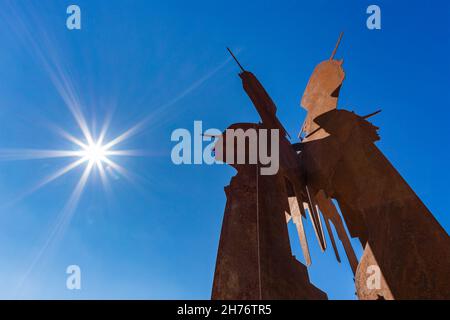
left=211, top=36, right=450, bottom=300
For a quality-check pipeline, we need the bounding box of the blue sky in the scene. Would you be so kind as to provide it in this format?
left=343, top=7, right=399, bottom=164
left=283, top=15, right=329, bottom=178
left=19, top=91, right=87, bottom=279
left=0, top=0, right=448, bottom=299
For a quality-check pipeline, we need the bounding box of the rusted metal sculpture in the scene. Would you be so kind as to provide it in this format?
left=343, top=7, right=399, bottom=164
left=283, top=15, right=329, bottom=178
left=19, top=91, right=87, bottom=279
left=211, top=56, right=326, bottom=300
left=212, top=34, right=450, bottom=300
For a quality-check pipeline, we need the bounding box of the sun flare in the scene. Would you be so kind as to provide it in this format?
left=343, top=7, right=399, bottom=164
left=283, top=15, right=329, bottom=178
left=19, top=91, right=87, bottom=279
left=81, top=141, right=108, bottom=165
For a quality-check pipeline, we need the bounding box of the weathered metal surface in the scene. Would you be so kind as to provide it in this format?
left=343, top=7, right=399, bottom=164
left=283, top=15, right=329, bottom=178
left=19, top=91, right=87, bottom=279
left=211, top=123, right=327, bottom=300
left=301, top=109, right=450, bottom=299
left=212, top=39, right=450, bottom=300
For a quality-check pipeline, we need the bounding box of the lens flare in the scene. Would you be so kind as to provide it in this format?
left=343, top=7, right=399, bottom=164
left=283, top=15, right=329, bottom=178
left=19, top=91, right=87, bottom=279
left=81, top=141, right=107, bottom=166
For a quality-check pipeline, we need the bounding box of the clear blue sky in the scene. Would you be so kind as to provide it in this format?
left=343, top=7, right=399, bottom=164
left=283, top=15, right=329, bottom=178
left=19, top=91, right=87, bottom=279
left=0, top=0, right=448, bottom=299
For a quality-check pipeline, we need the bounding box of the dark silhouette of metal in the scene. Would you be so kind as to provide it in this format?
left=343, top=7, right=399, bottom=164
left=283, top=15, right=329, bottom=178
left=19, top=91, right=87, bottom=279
left=227, top=47, right=245, bottom=72
left=212, top=38, right=450, bottom=300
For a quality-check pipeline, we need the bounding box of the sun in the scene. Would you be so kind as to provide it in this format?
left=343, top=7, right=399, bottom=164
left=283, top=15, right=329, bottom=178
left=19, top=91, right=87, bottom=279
left=81, top=141, right=108, bottom=165
left=0, top=104, right=149, bottom=292
left=0, top=110, right=145, bottom=203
